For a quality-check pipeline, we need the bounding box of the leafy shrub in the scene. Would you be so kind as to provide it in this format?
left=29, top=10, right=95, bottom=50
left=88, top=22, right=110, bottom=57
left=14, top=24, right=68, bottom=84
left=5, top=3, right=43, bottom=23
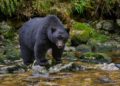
left=71, top=0, right=92, bottom=14
left=32, top=0, right=53, bottom=13
left=3, top=39, right=20, bottom=61
left=0, top=0, right=23, bottom=16
left=0, top=22, right=20, bottom=63
left=71, top=0, right=120, bottom=19
left=0, top=22, right=15, bottom=40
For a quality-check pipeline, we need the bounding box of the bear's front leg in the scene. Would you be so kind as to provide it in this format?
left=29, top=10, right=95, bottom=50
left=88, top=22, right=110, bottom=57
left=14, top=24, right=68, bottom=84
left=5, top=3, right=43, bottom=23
left=52, top=45, right=64, bottom=65
left=34, top=43, right=49, bottom=67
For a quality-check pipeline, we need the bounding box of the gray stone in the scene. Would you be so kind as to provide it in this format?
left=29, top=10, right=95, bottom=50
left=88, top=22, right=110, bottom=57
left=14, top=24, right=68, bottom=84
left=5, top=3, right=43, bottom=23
left=76, top=44, right=91, bottom=53
left=96, top=20, right=114, bottom=31
left=96, top=21, right=103, bottom=29
left=64, top=46, right=76, bottom=52
left=115, top=64, right=120, bottom=69
left=116, top=19, right=120, bottom=27
left=49, top=62, right=73, bottom=73
left=102, top=20, right=114, bottom=31
left=99, top=76, right=113, bottom=83
left=97, top=63, right=119, bottom=71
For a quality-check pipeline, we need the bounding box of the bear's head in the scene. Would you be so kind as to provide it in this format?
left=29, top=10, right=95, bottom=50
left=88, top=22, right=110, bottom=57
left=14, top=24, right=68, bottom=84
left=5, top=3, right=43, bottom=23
left=48, top=27, right=69, bottom=49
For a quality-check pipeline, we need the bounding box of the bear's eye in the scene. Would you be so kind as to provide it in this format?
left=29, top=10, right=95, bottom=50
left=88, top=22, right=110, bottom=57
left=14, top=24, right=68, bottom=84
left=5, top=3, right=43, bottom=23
left=51, top=27, right=56, bottom=33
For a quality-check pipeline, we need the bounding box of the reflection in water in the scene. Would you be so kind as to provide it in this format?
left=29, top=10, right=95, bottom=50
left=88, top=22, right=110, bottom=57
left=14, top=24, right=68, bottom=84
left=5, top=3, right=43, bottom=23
left=0, top=68, right=120, bottom=86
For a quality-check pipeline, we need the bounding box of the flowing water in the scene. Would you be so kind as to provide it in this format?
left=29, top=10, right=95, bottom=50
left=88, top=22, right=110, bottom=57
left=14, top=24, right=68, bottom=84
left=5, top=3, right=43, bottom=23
left=0, top=50, right=120, bottom=86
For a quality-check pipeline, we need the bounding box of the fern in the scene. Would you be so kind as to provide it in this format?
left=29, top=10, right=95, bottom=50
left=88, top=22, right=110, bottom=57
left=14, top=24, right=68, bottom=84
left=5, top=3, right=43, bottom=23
left=32, top=0, right=52, bottom=12
left=71, top=0, right=92, bottom=14
left=0, top=0, right=23, bottom=16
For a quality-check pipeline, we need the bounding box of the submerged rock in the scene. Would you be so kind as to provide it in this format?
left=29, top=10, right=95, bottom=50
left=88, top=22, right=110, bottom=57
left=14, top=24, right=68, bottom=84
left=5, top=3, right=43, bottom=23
left=98, top=76, right=113, bottom=83
left=0, top=65, right=25, bottom=74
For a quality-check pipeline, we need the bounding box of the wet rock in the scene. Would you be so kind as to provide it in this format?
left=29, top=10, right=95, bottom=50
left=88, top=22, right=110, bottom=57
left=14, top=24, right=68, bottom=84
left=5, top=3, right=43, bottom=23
left=0, top=65, right=25, bottom=74
left=63, top=52, right=78, bottom=61
left=76, top=44, right=91, bottom=53
left=97, top=63, right=119, bottom=71
left=32, top=65, right=49, bottom=78
left=95, top=41, right=120, bottom=52
left=116, top=19, right=120, bottom=27
left=64, top=63, right=86, bottom=71
left=64, top=46, right=76, bottom=52
left=98, top=76, right=113, bottom=83
left=102, top=20, right=114, bottom=31
left=49, top=62, right=87, bottom=72
left=49, top=62, right=73, bottom=73
left=80, top=52, right=111, bottom=64
left=41, top=82, right=59, bottom=86
left=96, top=20, right=114, bottom=31
left=115, top=64, right=120, bottom=69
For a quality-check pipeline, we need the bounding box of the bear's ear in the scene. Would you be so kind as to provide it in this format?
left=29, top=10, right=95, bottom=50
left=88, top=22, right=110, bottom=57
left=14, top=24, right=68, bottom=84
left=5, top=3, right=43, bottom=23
left=65, top=28, right=70, bottom=34
left=51, top=27, right=56, bottom=33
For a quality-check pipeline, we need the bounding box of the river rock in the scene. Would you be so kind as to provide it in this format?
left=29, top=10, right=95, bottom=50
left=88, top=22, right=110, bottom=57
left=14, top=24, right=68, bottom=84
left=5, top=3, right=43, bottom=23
left=80, top=52, right=111, bottom=64
left=76, top=44, right=91, bottom=53
left=0, top=65, right=25, bottom=74
left=95, top=41, right=120, bottom=52
left=115, top=64, right=120, bottom=69
left=31, top=65, right=49, bottom=78
left=116, top=19, right=120, bottom=27
left=96, top=20, right=114, bottom=31
left=98, top=76, right=113, bottom=83
left=97, top=63, right=119, bottom=71
left=64, top=46, right=76, bottom=52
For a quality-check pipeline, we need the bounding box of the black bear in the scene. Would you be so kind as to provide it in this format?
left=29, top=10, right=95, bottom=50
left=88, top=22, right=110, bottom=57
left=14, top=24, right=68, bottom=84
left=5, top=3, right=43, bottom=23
left=19, top=15, right=69, bottom=68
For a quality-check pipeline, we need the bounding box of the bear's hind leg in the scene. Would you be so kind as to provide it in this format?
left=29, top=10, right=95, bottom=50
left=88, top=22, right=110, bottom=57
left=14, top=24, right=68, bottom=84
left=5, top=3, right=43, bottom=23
left=20, top=45, right=34, bottom=66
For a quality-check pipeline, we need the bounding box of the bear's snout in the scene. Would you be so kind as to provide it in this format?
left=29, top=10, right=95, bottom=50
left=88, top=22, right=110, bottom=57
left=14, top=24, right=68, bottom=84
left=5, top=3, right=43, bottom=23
left=56, top=40, right=64, bottom=49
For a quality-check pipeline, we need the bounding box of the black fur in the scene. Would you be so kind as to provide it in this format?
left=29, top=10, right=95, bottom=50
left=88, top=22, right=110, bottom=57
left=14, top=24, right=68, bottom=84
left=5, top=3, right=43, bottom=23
left=19, top=15, right=69, bottom=67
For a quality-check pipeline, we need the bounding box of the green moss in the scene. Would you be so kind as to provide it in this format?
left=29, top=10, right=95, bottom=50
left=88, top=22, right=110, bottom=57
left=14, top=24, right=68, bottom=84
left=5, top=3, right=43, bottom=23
left=0, top=22, right=20, bottom=63
left=71, top=22, right=109, bottom=44
left=71, top=22, right=94, bottom=43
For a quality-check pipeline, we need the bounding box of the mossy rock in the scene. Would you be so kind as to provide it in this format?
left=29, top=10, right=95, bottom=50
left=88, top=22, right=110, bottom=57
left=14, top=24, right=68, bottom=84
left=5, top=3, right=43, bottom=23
left=71, top=22, right=109, bottom=46
left=71, top=22, right=94, bottom=44
left=80, top=52, right=111, bottom=63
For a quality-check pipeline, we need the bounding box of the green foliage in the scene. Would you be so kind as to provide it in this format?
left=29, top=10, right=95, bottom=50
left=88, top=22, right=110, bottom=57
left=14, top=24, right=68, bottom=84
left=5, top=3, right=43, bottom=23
left=82, top=52, right=111, bottom=62
left=95, top=0, right=120, bottom=15
left=32, top=0, right=53, bottom=12
left=91, top=33, right=109, bottom=43
left=71, top=0, right=92, bottom=14
left=0, top=22, right=20, bottom=63
left=71, top=22, right=94, bottom=43
left=4, top=39, right=20, bottom=61
left=71, top=0, right=120, bottom=19
left=71, top=22, right=109, bottom=43
left=0, top=0, right=23, bottom=16
left=0, top=22, right=15, bottom=40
